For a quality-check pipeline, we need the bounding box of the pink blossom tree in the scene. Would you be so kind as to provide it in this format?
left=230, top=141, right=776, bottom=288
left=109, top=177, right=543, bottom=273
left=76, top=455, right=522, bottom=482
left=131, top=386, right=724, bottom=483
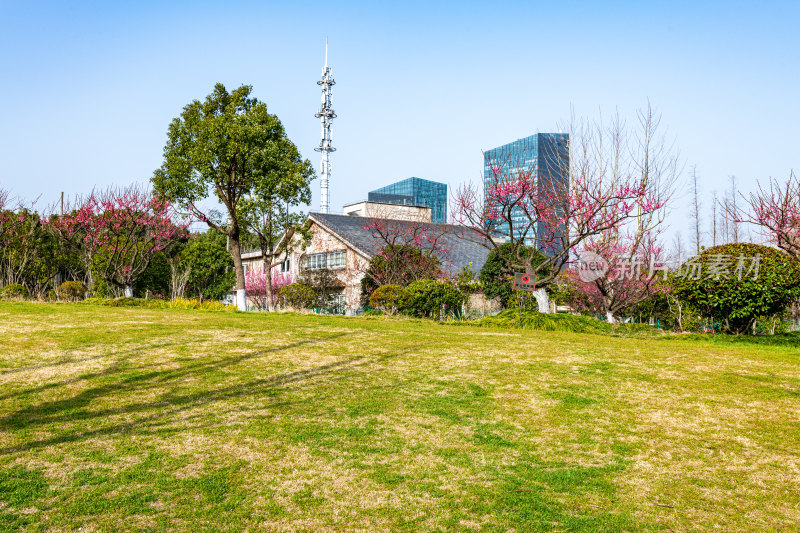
left=359, top=205, right=454, bottom=298
left=736, top=170, right=800, bottom=259
left=48, top=186, right=189, bottom=297
left=453, top=107, right=678, bottom=312
left=569, top=228, right=668, bottom=322
left=245, top=267, right=295, bottom=310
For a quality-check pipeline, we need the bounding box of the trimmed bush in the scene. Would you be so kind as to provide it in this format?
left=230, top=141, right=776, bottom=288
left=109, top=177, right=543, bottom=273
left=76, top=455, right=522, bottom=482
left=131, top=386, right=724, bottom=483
left=671, top=243, right=800, bottom=334
left=400, top=280, right=465, bottom=320
left=58, top=281, right=88, bottom=302
left=368, top=285, right=406, bottom=314
left=278, top=283, right=316, bottom=309
left=0, top=284, right=28, bottom=300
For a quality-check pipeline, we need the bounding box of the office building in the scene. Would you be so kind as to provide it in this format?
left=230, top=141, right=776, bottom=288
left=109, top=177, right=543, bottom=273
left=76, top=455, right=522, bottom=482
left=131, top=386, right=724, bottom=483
left=368, top=177, right=448, bottom=224
left=483, top=133, right=569, bottom=252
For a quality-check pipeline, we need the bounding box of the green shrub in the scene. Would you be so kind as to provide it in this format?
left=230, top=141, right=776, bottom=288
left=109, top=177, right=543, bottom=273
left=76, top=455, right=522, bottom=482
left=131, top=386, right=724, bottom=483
left=368, top=285, right=406, bottom=314
left=400, top=279, right=464, bottom=320
left=179, top=240, right=235, bottom=301
left=360, top=245, right=442, bottom=303
left=0, top=284, right=28, bottom=300
left=507, top=290, right=540, bottom=311
left=671, top=243, right=800, bottom=334
left=474, top=310, right=664, bottom=337
left=453, top=263, right=482, bottom=294
left=477, top=309, right=610, bottom=334
left=57, top=281, right=88, bottom=302
left=479, top=243, right=550, bottom=307
left=278, top=283, right=316, bottom=309
left=134, top=251, right=171, bottom=298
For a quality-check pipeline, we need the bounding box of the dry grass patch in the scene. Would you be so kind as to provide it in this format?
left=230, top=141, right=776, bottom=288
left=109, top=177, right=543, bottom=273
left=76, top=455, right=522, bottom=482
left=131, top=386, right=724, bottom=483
left=0, top=302, right=798, bottom=532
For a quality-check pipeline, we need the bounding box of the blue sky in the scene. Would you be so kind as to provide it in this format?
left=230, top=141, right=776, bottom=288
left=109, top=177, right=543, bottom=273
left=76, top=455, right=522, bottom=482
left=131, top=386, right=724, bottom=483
left=1, top=1, right=798, bottom=242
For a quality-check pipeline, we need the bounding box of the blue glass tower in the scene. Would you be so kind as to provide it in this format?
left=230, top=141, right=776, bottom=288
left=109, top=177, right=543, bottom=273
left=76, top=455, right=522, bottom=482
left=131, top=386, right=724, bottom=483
left=368, top=177, right=448, bottom=224
left=483, top=133, right=569, bottom=252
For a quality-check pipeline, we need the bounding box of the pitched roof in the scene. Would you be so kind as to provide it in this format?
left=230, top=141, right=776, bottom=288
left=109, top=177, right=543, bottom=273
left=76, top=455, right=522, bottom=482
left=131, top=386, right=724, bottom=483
left=309, top=212, right=491, bottom=275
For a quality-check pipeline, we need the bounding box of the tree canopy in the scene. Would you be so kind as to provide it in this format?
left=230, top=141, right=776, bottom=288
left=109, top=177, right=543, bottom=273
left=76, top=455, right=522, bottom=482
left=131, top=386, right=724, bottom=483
left=152, top=83, right=306, bottom=293
left=671, top=243, right=800, bottom=334
left=479, top=243, right=549, bottom=306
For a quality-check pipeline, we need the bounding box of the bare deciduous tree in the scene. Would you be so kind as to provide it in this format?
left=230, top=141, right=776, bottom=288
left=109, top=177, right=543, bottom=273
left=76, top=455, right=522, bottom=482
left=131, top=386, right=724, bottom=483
left=453, top=105, right=680, bottom=312
left=690, top=165, right=703, bottom=254
left=736, top=170, right=800, bottom=260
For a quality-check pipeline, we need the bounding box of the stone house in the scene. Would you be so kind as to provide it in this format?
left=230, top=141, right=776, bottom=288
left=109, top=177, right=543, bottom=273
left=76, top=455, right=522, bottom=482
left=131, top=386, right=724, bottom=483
left=241, top=202, right=491, bottom=313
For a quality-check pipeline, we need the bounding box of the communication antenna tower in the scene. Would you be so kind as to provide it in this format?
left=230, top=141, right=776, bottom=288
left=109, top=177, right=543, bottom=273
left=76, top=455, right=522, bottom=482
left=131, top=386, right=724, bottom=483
left=315, top=39, right=336, bottom=213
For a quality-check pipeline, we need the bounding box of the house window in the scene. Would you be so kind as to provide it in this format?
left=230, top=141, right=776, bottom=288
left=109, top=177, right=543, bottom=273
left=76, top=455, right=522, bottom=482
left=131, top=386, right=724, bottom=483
left=304, top=250, right=346, bottom=270
left=305, top=252, right=327, bottom=270
left=327, top=250, right=346, bottom=268
left=282, top=258, right=291, bottom=272
left=328, top=292, right=346, bottom=309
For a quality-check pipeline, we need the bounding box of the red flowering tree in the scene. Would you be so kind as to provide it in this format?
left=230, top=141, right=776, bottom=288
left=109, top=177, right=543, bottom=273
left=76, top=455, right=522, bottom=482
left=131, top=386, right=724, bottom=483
left=359, top=205, right=453, bottom=299
left=245, top=267, right=295, bottom=310
left=736, top=171, right=800, bottom=260
left=48, top=186, right=189, bottom=297
left=453, top=107, right=678, bottom=312
left=568, top=228, right=668, bottom=322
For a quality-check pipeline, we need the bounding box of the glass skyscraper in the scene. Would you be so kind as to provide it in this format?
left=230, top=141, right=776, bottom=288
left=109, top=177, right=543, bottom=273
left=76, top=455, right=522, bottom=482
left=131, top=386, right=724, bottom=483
left=483, top=133, right=569, bottom=252
left=368, top=177, right=448, bottom=224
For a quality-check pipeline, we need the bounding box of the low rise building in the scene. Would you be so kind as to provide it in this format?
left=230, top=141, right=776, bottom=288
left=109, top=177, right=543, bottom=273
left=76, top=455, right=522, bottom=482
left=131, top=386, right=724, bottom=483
left=242, top=208, right=490, bottom=313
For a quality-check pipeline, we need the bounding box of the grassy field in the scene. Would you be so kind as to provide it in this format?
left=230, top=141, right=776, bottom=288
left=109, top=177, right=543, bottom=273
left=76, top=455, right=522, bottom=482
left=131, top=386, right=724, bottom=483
left=0, top=302, right=798, bottom=532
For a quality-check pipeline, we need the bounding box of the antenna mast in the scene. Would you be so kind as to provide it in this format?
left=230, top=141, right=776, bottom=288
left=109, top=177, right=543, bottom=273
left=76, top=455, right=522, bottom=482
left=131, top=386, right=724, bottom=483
left=315, top=39, right=336, bottom=214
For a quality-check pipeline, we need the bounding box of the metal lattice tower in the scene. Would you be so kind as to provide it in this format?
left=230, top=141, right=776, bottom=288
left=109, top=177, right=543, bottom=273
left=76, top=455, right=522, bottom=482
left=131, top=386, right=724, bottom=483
left=315, top=40, right=336, bottom=214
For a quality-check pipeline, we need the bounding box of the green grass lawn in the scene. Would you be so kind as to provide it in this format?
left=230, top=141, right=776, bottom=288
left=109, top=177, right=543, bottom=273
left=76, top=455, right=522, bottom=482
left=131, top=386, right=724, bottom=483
left=0, top=302, right=798, bottom=532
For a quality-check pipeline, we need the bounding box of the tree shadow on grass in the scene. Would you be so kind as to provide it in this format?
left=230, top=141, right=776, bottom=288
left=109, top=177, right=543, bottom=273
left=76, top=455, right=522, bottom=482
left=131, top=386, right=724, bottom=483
left=0, top=332, right=410, bottom=456
left=0, top=342, right=179, bottom=402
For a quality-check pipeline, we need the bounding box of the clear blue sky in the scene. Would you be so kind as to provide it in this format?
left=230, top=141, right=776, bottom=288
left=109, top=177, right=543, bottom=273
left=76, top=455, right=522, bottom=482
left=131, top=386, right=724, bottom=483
left=1, top=1, right=798, bottom=240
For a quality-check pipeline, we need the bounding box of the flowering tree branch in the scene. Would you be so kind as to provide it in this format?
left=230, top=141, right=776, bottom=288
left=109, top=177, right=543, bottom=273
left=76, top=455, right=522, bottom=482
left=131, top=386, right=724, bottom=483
left=453, top=106, right=678, bottom=312
left=736, top=170, right=800, bottom=259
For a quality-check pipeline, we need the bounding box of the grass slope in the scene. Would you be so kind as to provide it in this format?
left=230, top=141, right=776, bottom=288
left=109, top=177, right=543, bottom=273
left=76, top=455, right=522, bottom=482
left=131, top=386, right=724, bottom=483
left=0, top=302, right=798, bottom=531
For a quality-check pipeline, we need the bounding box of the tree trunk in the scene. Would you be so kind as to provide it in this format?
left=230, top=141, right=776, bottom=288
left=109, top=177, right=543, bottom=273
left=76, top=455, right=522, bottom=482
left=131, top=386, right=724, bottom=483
left=262, top=258, right=275, bottom=312
left=228, top=227, right=247, bottom=311
left=229, top=230, right=245, bottom=291
left=533, top=288, right=550, bottom=314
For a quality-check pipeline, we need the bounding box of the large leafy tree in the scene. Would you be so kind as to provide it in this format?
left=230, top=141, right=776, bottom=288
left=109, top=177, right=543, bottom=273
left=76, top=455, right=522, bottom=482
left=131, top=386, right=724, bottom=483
left=239, top=136, right=315, bottom=310
left=179, top=240, right=235, bottom=301
left=152, top=83, right=299, bottom=306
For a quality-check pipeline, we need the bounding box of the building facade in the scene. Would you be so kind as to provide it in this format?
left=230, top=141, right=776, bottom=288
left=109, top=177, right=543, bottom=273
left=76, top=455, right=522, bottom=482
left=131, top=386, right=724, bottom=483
left=483, top=133, right=569, bottom=252
left=342, top=201, right=432, bottom=222
left=368, top=177, right=448, bottom=224
left=241, top=210, right=490, bottom=313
